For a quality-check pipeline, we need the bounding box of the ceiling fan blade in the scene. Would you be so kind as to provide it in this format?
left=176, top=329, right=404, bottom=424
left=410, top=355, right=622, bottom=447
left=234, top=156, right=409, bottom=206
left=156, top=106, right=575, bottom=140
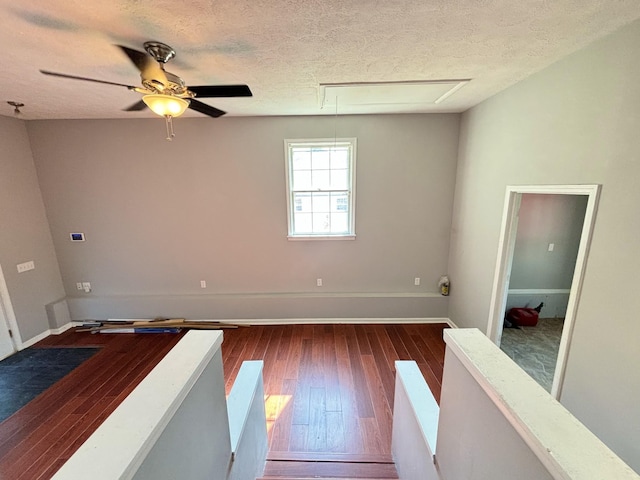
left=124, top=100, right=147, bottom=111
left=117, top=45, right=168, bottom=85
left=188, top=99, right=226, bottom=118
left=189, top=85, right=252, bottom=98
left=40, top=70, right=136, bottom=89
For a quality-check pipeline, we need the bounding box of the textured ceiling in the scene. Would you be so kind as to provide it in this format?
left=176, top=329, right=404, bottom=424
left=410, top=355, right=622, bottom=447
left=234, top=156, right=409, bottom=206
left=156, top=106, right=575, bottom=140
left=1, top=1, right=639, bottom=120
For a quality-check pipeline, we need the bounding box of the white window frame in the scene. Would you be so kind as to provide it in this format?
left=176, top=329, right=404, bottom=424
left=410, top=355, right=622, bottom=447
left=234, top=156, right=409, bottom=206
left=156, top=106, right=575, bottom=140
left=284, top=138, right=357, bottom=240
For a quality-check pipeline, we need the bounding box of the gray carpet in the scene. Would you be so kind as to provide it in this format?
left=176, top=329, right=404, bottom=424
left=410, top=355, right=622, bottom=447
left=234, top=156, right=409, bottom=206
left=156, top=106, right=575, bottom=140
left=500, top=318, right=564, bottom=392
left=0, top=347, right=100, bottom=422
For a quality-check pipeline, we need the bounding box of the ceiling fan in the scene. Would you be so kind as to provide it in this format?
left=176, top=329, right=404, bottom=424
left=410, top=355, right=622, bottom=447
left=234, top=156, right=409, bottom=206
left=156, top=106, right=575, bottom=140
left=40, top=41, right=252, bottom=139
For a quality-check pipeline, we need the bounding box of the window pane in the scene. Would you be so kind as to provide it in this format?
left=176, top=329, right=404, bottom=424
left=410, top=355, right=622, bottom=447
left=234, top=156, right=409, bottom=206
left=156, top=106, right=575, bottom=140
left=294, top=192, right=312, bottom=212
left=292, top=149, right=312, bottom=170
left=331, top=192, right=349, bottom=212
left=287, top=139, right=355, bottom=237
left=313, top=192, right=330, bottom=212
left=294, top=213, right=312, bottom=233
left=312, top=212, right=331, bottom=233
left=331, top=212, right=349, bottom=233
left=331, top=169, right=349, bottom=190
left=293, top=170, right=312, bottom=190
left=312, top=170, right=331, bottom=190
left=331, top=148, right=349, bottom=169
left=312, top=149, right=331, bottom=169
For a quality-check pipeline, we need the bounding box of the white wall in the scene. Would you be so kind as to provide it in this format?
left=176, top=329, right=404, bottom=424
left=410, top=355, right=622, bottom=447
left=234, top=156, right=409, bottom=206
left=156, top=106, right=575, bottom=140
left=448, top=19, right=640, bottom=470
left=0, top=115, right=66, bottom=342
left=26, top=114, right=459, bottom=320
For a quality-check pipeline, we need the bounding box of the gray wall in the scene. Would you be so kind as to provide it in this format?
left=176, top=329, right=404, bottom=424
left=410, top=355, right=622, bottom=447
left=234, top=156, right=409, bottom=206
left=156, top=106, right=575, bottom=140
left=0, top=115, right=66, bottom=342
left=27, top=114, right=459, bottom=320
left=448, top=19, right=640, bottom=471
left=510, top=194, right=587, bottom=290
left=506, top=194, right=588, bottom=317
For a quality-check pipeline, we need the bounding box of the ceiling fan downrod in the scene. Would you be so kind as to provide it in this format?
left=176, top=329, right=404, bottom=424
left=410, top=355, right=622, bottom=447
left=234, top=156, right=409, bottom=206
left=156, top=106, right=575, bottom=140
left=164, top=115, right=176, bottom=141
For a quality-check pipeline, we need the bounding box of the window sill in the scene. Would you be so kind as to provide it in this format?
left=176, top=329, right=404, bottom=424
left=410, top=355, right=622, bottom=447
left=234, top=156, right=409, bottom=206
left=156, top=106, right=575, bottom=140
left=287, top=234, right=356, bottom=241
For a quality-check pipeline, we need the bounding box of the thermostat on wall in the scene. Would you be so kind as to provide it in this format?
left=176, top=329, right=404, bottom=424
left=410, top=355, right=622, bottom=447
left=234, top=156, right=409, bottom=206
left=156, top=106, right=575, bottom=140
left=70, top=233, right=85, bottom=242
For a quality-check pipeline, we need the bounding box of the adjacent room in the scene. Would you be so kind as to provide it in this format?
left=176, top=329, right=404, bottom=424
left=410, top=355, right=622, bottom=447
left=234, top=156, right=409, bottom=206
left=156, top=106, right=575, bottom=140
left=1, top=1, right=640, bottom=478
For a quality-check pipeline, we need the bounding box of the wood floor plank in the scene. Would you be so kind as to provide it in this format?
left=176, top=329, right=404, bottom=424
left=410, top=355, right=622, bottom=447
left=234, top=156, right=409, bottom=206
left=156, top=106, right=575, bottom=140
left=345, top=326, right=375, bottom=419
left=366, top=331, right=397, bottom=409
left=307, top=387, right=327, bottom=451
left=333, top=326, right=365, bottom=454
left=361, top=356, right=393, bottom=452
left=262, top=458, right=398, bottom=478
left=268, top=378, right=296, bottom=452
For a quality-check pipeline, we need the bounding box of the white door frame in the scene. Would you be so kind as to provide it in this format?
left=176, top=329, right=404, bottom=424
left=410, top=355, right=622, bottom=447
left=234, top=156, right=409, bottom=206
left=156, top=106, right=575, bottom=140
left=0, top=263, right=21, bottom=354
left=486, top=184, right=601, bottom=399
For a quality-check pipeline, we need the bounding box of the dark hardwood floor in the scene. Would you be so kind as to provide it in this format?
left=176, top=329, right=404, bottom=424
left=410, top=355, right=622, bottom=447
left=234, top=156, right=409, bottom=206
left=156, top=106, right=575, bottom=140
left=221, top=323, right=447, bottom=456
left=0, top=323, right=447, bottom=479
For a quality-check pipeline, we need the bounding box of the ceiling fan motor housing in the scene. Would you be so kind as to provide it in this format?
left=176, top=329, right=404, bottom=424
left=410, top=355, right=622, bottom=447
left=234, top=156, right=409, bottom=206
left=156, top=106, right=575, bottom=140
left=143, top=71, right=190, bottom=97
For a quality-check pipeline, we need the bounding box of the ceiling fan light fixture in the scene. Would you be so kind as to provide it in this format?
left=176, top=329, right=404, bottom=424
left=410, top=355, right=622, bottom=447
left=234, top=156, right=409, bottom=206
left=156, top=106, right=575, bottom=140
left=142, top=94, right=189, bottom=117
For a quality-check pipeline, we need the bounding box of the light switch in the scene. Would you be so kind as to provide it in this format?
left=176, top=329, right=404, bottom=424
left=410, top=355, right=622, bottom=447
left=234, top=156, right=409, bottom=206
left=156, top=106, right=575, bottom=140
left=548, top=243, right=555, bottom=252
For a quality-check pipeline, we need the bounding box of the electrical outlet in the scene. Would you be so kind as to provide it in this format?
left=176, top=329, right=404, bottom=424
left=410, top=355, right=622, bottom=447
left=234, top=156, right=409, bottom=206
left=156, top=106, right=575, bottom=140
left=316, top=278, right=323, bottom=287
left=16, top=261, right=35, bottom=273
left=76, top=282, right=83, bottom=290
left=200, top=280, right=207, bottom=288
left=82, top=282, right=91, bottom=293
left=414, top=277, right=421, bottom=286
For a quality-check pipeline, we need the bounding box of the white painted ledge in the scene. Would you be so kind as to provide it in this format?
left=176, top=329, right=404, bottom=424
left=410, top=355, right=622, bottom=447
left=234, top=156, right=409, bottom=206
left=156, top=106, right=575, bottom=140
left=395, top=361, right=439, bottom=454
left=443, top=329, right=639, bottom=480
left=227, top=360, right=264, bottom=455
left=392, top=361, right=440, bottom=480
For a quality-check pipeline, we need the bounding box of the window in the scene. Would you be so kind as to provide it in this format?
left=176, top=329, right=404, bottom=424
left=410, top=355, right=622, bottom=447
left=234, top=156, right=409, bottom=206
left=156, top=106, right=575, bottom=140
left=285, top=138, right=356, bottom=239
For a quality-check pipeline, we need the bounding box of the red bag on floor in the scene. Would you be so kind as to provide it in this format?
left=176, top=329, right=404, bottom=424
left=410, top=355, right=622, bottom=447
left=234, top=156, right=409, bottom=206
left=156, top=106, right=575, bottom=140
left=506, top=307, right=539, bottom=327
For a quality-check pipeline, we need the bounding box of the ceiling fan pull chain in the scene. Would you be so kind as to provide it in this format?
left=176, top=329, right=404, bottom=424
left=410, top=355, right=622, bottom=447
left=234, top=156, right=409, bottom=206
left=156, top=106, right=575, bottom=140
left=165, top=115, right=176, bottom=141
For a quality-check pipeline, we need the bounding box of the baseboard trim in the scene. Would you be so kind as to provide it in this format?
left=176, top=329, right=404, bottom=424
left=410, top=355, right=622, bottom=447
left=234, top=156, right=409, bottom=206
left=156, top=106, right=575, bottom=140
left=19, top=322, right=81, bottom=350
left=20, top=330, right=51, bottom=349
left=229, top=317, right=453, bottom=326
left=77, top=292, right=444, bottom=300
left=508, top=289, right=571, bottom=295
left=50, top=322, right=80, bottom=335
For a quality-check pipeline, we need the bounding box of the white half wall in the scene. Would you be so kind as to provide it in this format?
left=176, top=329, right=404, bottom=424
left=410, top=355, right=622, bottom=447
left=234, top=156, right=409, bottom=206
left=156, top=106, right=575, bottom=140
left=392, top=361, right=439, bottom=480
left=52, top=331, right=231, bottom=480
left=227, top=361, right=268, bottom=480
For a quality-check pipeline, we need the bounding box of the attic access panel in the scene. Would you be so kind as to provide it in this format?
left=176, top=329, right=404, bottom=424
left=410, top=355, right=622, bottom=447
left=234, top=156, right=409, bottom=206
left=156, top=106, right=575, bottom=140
left=319, top=80, right=470, bottom=111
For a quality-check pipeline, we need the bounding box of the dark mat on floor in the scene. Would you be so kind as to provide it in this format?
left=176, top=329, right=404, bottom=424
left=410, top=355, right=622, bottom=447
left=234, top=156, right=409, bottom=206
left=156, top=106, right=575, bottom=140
left=0, top=347, right=100, bottom=422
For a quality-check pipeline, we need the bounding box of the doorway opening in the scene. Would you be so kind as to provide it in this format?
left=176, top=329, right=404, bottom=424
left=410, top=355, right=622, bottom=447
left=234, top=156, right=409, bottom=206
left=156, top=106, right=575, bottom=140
left=0, top=263, right=19, bottom=361
left=486, top=185, right=600, bottom=399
